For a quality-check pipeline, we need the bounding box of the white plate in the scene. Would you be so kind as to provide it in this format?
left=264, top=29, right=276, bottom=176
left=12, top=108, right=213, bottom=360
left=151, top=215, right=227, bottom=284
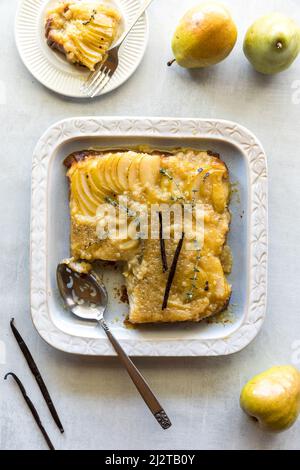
left=31, top=117, right=268, bottom=356
left=15, top=0, right=148, bottom=98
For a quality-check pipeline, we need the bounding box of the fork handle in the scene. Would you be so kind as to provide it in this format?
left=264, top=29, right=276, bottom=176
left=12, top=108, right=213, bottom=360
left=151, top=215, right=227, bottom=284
left=99, top=318, right=172, bottom=430
left=117, top=0, right=154, bottom=46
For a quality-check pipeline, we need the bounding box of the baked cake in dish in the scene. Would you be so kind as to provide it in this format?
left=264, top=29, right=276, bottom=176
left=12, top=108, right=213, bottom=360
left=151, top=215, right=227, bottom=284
left=45, top=1, right=121, bottom=71
left=64, top=148, right=232, bottom=324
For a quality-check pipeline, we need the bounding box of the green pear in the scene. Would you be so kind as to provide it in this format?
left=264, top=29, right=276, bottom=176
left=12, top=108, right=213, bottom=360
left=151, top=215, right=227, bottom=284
left=240, top=366, right=300, bottom=432
left=244, top=13, right=300, bottom=74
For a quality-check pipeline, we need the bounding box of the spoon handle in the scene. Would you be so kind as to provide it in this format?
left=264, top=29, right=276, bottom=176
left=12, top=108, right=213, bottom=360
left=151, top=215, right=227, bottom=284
left=99, top=319, right=172, bottom=430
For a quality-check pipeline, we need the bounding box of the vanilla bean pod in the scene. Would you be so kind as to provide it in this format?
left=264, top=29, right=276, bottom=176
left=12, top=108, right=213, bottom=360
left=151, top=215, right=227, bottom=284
left=162, top=233, right=185, bottom=310
left=4, top=373, right=55, bottom=450
left=10, top=318, right=64, bottom=433
left=159, top=212, right=168, bottom=273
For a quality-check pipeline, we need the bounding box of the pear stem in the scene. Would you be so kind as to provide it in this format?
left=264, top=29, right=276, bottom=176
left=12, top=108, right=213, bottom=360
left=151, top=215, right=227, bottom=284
left=276, top=41, right=283, bottom=50
left=167, top=59, right=176, bottom=67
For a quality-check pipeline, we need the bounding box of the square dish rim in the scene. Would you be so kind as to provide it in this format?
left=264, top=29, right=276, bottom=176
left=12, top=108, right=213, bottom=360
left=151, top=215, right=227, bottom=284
left=30, top=116, right=268, bottom=356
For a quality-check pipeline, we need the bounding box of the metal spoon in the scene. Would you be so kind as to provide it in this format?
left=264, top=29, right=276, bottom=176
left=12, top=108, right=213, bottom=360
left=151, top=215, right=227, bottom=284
left=56, top=263, right=172, bottom=430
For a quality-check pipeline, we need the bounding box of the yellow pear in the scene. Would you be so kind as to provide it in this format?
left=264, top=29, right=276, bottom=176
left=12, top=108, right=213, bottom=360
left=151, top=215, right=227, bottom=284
left=169, top=1, right=238, bottom=68
left=240, top=366, right=300, bottom=432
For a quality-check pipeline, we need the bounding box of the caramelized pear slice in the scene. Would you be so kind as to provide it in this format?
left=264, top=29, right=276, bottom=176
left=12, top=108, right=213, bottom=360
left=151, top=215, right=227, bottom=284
left=104, top=154, right=122, bottom=194
left=72, top=170, right=97, bottom=216
left=93, top=157, right=112, bottom=193
left=86, top=160, right=111, bottom=200
left=117, top=153, right=134, bottom=191
left=190, top=166, right=215, bottom=201
left=76, top=171, right=99, bottom=215
left=211, top=173, right=229, bottom=213
left=110, top=154, right=124, bottom=193
left=99, top=156, right=114, bottom=192
left=89, top=160, right=110, bottom=199
left=70, top=170, right=87, bottom=216
left=139, top=154, right=161, bottom=188
left=79, top=170, right=102, bottom=207
left=128, top=155, right=143, bottom=191
left=200, top=255, right=231, bottom=300
left=190, top=167, right=228, bottom=209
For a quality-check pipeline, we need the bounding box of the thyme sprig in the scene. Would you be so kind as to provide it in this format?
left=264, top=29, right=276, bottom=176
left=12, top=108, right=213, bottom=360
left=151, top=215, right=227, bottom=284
left=185, top=253, right=201, bottom=303
left=82, top=9, right=97, bottom=25
left=160, top=168, right=185, bottom=202
left=105, top=196, right=137, bottom=218
left=160, top=167, right=209, bottom=204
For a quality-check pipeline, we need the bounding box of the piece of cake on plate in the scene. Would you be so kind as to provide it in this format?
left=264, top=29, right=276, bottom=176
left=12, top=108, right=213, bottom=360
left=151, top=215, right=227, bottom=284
left=45, top=1, right=121, bottom=70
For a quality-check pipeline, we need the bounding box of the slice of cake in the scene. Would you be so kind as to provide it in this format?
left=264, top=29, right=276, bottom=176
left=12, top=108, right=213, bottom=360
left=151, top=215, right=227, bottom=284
left=45, top=1, right=121, bottom=71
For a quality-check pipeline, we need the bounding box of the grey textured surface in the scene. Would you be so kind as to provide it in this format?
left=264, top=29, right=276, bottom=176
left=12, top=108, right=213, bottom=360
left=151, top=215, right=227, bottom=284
left=1, top=0, right=300, bottom=450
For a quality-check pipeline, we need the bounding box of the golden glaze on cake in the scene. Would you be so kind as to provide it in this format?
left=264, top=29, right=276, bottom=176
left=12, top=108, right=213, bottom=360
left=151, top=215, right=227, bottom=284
left=45, top=1, right=121, bottom=71
left=65, top=148, right=232, bottom=323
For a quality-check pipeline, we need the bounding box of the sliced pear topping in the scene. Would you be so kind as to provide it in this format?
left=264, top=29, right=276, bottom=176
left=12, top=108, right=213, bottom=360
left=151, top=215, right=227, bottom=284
left=139, top=154, right=161, bottom=188
left=87, top=161, right=110, bottom=200
left=117, top=153, right=134, bottom=191
left=110, top=154, right=123, bottom=193
left=127, top=155, right=144, bottom=191
left=95, top=157, right=113, bottom=193
left=101, top=156, right=117, bottom=193
left=79, top=171, right=102, bottom=207
left=88, top=161, right=112, bottom=200
left=70, top=170, right=87, bottom=215
left=88, top=175, right=108, bottom=201
left=189, top=166, right=221, bottom=201
left=104, top=154, right=122, bottom=194
left=72, top=170, right=97, bottom=216
left=76, top=171, right=98, bottom=215
left=211, top=173, right=229, bottom=213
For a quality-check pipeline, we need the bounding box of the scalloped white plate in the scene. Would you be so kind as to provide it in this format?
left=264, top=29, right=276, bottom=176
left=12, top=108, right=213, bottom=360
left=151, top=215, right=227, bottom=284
left=31, top=117, right=268, bottom=356
left=15, top=0, right=148, bottom=98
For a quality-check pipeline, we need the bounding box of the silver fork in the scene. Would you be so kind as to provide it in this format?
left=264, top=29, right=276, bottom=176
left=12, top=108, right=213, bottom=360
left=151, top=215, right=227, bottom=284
left=81, top=0, right=154, bottom=98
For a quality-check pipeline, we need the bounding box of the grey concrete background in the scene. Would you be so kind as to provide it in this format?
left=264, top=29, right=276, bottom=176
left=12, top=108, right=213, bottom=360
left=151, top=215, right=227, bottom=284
left=1, top=0, right=300, bottom=450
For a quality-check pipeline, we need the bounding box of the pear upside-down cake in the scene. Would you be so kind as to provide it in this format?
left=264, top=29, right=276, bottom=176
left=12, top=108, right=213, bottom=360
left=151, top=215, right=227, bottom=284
left=45, top=1, right=121, bottom=71
left=64, top=148, right=232, bottom=324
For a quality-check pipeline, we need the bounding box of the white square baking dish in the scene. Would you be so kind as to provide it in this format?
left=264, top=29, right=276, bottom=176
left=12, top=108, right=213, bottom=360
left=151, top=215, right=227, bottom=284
left=30, top=117, right=268, bottom=356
